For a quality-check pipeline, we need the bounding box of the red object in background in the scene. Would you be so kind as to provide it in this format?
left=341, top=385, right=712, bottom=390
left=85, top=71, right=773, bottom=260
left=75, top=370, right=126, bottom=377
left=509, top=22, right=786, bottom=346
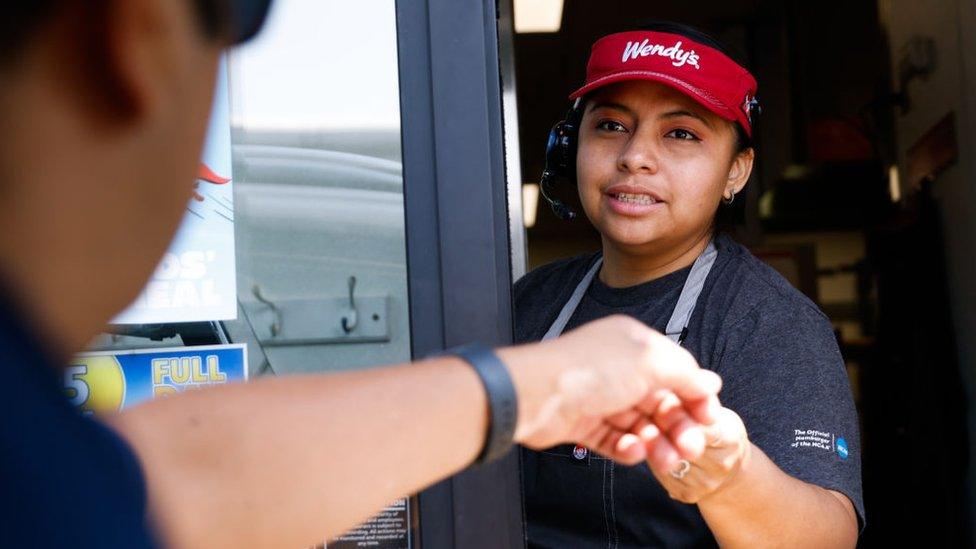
left=198, top=163, right=230, bottom=184
left=193, top=163, right=230, bottom=202
left=807, top=118, right=874, bottom=162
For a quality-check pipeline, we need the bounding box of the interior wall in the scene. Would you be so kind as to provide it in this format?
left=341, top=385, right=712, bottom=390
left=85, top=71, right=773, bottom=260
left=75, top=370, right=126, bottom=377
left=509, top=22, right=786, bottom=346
left=882, top=0, right=976, bottom=533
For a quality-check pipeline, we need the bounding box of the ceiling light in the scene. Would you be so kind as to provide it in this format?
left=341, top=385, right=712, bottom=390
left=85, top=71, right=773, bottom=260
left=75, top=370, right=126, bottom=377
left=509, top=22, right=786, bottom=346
left=888, top=165, right=902, bottom=202
left=523, top=184, right=540, bottom=228
left=514, top=0, right=564, bottom=33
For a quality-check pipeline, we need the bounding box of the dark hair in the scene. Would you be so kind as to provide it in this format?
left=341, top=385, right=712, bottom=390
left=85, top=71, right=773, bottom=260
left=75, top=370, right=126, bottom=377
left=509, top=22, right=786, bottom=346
left=0, top=3, right=60, bottom=64
left=0, top=1, right=221, bottom=67
left=635, top=21, right=748, bottom=67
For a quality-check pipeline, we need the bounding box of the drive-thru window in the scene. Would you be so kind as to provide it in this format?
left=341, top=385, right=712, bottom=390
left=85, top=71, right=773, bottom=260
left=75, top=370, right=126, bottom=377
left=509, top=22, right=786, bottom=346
left=64, top=0, right=976, bottom=546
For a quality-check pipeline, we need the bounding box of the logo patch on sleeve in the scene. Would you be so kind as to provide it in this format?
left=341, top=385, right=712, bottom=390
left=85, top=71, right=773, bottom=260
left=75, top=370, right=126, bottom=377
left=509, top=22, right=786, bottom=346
left=792, top=429, right=849, bottom=460
left=836, top=437, right=849, bottom=460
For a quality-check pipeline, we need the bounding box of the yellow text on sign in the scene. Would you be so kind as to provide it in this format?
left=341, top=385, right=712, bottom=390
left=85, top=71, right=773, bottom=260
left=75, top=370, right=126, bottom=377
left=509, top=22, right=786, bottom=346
left=152, top=355, right=226, bottom=397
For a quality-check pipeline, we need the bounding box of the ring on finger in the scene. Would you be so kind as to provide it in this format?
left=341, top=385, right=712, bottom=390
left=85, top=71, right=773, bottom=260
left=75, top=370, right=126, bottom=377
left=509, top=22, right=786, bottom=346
left=670, top=459, right=691, bottom=479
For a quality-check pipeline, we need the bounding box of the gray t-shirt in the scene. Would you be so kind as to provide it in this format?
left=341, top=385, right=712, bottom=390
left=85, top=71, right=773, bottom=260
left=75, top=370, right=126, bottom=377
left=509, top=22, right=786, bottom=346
left=517, top=234, right=864, bottom=548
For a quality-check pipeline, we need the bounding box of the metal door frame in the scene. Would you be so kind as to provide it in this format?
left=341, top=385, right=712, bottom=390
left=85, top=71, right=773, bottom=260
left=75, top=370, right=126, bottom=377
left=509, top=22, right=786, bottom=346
left=396, top=0, right=524, bottom=546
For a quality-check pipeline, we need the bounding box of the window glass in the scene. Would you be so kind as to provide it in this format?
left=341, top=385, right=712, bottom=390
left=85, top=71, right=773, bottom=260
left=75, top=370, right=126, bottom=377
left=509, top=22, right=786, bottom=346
left=84, top=3, right=416, bottom=545
left=91, top=1, right=410, bottom=381
left=226, top=0, right=411, bottom=377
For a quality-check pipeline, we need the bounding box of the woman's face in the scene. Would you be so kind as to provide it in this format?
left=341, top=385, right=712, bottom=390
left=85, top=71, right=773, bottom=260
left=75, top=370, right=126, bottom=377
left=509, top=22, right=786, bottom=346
left=576, top=80, right=754, bottom=254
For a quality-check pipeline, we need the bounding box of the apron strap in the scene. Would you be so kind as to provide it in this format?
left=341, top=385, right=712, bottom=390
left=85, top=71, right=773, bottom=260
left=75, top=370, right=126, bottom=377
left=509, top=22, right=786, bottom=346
left=664, top=240, right=717, bottom=343
left=541, top=256, right=603, bottom=341
left=542, top=240, right=717, bottom=345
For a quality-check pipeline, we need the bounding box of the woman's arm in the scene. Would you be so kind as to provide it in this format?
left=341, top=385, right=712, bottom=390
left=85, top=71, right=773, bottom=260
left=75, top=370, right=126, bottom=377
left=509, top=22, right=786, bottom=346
left=669, top=299, right=864, bottom=547
left=648, top=403, right=857, bottom=548
left=698, top=442, right=858, bottom=548
left=107, top=315, right=722, bottom=549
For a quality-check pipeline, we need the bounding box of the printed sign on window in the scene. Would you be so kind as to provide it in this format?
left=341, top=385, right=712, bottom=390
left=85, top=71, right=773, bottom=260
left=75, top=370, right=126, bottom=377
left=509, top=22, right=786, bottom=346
left=326, top=497, right=411, bottom=548
left=65, top=344, right=247, bottom=414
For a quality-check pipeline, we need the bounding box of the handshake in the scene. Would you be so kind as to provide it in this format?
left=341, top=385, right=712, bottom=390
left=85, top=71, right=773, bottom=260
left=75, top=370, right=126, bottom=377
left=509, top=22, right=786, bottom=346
left=499, top=315, right=725, bottom=474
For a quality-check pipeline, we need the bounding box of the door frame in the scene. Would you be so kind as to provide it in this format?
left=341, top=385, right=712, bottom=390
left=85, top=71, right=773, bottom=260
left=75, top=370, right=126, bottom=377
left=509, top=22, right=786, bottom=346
left=396, top=0, right=524, bottom=546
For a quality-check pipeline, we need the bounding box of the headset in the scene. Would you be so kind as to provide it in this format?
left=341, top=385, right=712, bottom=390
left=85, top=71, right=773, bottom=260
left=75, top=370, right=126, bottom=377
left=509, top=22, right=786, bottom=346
left=540, top=98, right=585, bottom=220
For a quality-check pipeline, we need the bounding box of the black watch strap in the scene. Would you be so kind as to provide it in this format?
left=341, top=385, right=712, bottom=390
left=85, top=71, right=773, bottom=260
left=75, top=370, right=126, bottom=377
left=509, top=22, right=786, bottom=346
left=450, top=343, right=518, bottom=464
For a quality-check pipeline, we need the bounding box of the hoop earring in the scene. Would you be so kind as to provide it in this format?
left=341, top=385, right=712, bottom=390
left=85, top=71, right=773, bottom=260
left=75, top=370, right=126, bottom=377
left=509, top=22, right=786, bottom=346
left=723, top=191, right=736, bottom=206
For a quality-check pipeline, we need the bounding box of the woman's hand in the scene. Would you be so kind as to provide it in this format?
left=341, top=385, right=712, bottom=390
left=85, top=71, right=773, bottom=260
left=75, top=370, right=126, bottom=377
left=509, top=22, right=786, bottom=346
left=644, top=399, right=858, bottom=548
left=644, top=395, right=751, bottom=504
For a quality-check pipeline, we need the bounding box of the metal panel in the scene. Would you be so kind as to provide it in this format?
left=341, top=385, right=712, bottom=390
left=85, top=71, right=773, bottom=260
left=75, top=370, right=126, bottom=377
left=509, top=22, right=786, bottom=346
left=396, top=0, right=523, bottom=546
left=498, top=0, right=528, bottom=281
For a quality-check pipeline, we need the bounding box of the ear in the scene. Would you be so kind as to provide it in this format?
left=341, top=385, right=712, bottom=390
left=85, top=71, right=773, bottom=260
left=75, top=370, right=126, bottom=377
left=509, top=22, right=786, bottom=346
left=725, top=148, right=755, bottom=199
left=82, top=0, right=176, bottom=125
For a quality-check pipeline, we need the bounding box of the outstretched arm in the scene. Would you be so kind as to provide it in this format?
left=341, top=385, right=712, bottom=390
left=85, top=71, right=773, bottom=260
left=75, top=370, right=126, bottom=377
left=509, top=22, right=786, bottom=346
left=107, top=315, right=723, bottom=549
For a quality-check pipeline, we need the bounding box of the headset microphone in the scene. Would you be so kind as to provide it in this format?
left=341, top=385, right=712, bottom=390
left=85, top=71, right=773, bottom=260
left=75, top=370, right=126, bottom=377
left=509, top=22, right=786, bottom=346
left=540, top=170, right=577, bottom=220
left=540, top=99, right=584, bottom=221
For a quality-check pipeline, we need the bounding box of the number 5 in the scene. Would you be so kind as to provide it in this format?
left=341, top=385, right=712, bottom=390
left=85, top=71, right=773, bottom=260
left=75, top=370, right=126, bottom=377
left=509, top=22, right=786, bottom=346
left=64, top=365, right=90, bottom=407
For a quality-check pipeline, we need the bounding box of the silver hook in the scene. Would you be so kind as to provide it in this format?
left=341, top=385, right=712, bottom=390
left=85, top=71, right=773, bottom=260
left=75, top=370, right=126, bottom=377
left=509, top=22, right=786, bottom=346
left=251, top=284, right=282, bottom=337
left=341, top=276, right=358, bottom=333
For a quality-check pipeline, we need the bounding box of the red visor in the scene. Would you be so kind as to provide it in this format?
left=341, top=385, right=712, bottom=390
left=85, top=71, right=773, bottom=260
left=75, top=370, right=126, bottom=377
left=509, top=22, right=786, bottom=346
left=570, top=31, right=759, bottom=137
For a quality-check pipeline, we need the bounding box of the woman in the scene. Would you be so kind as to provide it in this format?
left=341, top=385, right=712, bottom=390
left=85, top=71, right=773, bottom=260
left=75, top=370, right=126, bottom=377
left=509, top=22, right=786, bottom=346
left=517, top=22, right=863, bottom=548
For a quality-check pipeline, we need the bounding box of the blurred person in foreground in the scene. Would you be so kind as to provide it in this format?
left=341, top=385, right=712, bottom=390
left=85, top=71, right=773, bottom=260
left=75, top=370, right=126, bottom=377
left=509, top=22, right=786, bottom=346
left=0, top=1, right=726, bottom=547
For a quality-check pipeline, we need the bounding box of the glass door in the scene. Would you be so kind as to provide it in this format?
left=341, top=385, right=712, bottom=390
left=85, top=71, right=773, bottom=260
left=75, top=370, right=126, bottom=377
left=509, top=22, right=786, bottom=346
left=228, top=2, right=417, bottom=547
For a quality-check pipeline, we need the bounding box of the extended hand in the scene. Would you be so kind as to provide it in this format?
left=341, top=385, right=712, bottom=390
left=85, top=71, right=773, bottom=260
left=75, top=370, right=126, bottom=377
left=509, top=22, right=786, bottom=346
left=501, top=315, right=722, bottom=468
left=648, top=402, right=750, bottom=503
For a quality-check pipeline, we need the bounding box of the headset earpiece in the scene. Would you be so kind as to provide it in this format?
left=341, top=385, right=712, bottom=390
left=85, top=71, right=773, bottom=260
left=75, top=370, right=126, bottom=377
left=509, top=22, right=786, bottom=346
left=540, top=100, right=583, bottom=220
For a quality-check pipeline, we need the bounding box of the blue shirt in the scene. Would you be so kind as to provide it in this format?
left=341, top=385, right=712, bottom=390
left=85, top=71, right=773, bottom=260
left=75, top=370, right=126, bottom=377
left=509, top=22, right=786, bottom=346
left=0, top=296, right=158, bottom=548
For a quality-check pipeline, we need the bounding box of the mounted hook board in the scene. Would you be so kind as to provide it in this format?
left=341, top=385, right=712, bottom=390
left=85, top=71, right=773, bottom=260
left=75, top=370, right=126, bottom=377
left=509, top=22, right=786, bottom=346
left=241, top=295, right=390, bottom=346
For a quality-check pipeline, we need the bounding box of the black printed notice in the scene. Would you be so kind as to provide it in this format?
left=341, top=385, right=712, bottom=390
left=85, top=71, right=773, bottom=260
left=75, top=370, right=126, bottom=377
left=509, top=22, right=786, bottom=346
left=327, top=498, right=410, bottom=549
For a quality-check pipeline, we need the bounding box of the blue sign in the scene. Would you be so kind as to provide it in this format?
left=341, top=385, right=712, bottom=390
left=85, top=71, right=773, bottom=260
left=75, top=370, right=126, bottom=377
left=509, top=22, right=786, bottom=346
left=66, top=344, right=247, bottom=414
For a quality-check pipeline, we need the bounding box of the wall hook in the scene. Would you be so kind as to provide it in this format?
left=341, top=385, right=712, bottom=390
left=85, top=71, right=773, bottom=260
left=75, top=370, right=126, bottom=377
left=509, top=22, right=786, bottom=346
left=341, top=276, right=359, bottom=333
left=252, top=284, right=282, bottom=337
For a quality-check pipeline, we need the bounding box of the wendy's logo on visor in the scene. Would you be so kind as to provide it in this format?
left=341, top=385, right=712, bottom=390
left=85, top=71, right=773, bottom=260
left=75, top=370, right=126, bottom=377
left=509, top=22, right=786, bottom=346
left=573, top=31, right=758, bottom=137
left=622, top=39, right=701, bottom=70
